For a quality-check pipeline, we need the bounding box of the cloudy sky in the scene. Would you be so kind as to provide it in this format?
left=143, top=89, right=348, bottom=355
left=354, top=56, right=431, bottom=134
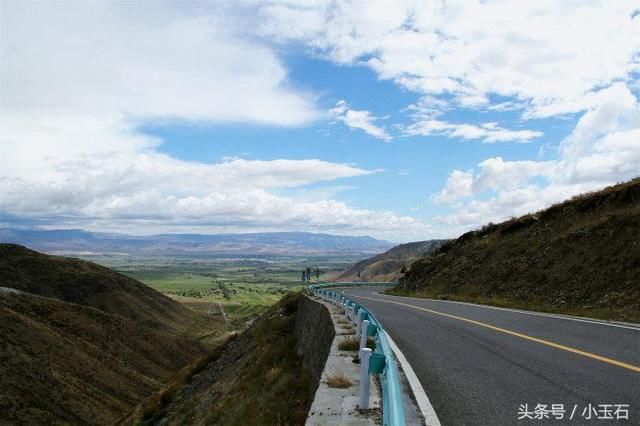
left=1, top=1, right=639, bottom=242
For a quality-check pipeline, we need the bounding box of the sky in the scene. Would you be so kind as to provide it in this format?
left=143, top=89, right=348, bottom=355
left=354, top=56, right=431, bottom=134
left=1, top=0, right=639, bottom=242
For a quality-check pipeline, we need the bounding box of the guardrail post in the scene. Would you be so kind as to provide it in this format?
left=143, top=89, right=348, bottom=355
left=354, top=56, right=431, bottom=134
left=355, top=308, right=362, bottom=334
left=357, top=310, right=368, bottom=337
left=359, top=347, right=372, bottom=410
left=359, top=319, right=370, bottom=352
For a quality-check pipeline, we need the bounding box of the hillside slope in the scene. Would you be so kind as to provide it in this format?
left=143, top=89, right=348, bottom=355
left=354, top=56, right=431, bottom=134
left=125, top=293, right=311, bottom=426
left=0, top=291, right=208, bottom=425
left=0, top=245, right=223, bottom=424
left=334, top=240, right=446, bottom=282
left=395, top=178, right=640, bottom=322
left=0, top=244, right=201, bottom=332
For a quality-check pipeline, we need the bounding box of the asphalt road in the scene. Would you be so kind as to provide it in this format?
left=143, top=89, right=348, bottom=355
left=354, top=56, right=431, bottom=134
left=342, top=288, right=640, bottom=426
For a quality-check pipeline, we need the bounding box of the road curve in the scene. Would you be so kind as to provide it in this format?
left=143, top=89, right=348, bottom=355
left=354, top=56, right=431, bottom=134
left=342, top=288, right=640, bottom=425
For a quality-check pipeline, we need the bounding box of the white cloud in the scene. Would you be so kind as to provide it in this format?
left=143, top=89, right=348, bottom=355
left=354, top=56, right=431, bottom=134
left=259, top=1, right=640, bottom=118
left=404, top=119, right=543, bottom=143
left=0, top=141, right=431, bottom=239
left=0, top=107, right=430, bottom=239
left=432, top=170, right=473, bottom=205
left=472, top=158, right=557, bottom=193
left=431, top=83, right=640, bottom=233
left=5, top=1, right=637, bottom=241
left=558, top=83, right=639, bottom=160
left=402, top=96, right=543, bottom=143
left=1, top=1, right=320, bottom=126
left=329, top=100, right=392, bottom=141
left=0, top=1, right=433, bottom=241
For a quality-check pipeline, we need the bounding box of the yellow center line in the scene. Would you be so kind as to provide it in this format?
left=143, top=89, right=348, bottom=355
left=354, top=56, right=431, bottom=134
left=352, top=293, right=640, bottom=374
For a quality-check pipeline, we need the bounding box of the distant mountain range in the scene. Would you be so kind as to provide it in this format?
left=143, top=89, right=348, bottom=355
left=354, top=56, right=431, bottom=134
left=0, top=228, right=395, bottom=256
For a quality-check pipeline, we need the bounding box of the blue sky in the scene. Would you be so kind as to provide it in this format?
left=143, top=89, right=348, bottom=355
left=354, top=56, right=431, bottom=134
left=145, top=56, right=567, bottom=220
left=2, top=1, right=639, bottom=242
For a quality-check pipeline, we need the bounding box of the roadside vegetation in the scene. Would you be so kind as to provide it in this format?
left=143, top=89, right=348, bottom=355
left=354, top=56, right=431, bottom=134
left=119, top=334, right=236, bottom=424
left=326, top=371, right=353, bottom=389
left=338, top=336, right=360, bottom=351
left=338, top=326, right=355, bottom=335
left=391, top=178, right=640, bottom=323
left=338, top=336, right=375, bottom=352
left=132, top=293, right=312, bottom=426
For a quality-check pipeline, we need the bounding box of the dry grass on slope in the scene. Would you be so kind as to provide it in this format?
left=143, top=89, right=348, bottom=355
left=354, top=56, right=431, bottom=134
left=335, top=240, right=446, bottom=283
left=136, top=293, right=312, bottom=426
left=0, top=244, right=202, bottom=333
left=0, top=292, right=209, bottom=425
left=0, top=245, right=228, bottom=425
left=394, top=178, right=640, bottom=322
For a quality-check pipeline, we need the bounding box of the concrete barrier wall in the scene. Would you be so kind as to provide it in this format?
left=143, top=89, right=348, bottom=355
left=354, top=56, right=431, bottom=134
left=295, top=294, right=335, bottom=399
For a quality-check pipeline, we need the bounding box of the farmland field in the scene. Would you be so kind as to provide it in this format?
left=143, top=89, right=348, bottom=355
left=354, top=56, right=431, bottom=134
left=80, top=254, right=359, bottom=326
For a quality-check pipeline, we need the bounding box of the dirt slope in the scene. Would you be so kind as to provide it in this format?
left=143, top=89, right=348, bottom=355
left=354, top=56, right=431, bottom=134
left=0, top=244, right=199, bottom=332
left=0, top=291, right=209, bottom=425
left=396, top=178, right=640, bottom=322
left=131, top=293, right=311, bottom=426
left=334, top=240, right=446, bottom=282
left=0, top=245, right=222, bottom=424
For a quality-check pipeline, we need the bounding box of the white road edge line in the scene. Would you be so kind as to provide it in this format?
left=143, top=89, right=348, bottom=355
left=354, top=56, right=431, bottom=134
left=385, top=332, right=441, bottom=426
left=342, top=289, right=441, bottom=424
left=377, top=292, right=640, bottom=331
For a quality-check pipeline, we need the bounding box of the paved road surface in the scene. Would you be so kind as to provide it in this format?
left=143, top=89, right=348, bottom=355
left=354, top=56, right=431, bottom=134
left=342, top=288, right=640, bottom=425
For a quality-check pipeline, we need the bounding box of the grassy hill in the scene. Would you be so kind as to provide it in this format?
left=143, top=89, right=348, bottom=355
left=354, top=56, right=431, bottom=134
left=393, top=178, right=640, bottom=322
left=0, top=292, right=209, bottom=425
left=0, top=244, right=202, bottom=332
left=334, top=240, right=446, bottom=282
left=0, top=245, right=224, bottom=424
left=124, top=293, right=311, bottom=426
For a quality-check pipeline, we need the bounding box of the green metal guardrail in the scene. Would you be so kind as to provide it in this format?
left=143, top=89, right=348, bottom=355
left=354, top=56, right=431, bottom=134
left=308, top=282, right=406, bottom=426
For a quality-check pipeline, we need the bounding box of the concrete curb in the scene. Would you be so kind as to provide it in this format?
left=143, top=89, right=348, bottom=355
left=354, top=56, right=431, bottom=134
left=305, top=296, right=382, bottom=425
